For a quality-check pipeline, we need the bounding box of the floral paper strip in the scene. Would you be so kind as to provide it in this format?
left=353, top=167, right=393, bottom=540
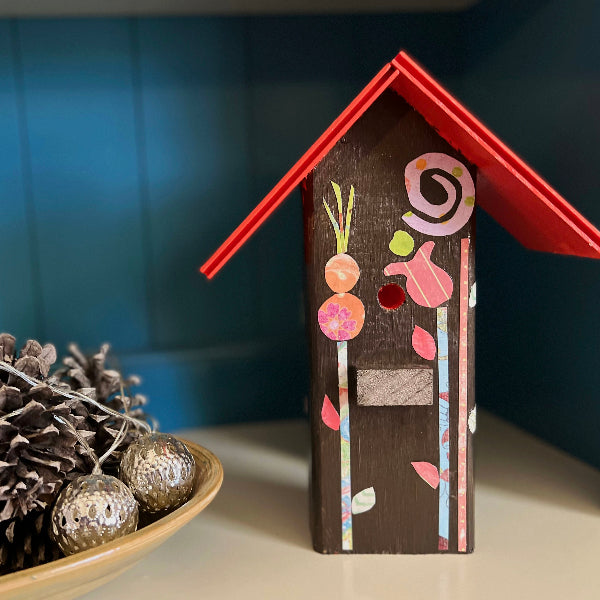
left=338, top=340, right=352, bottom=551
left=458, top=238, right=470, bottom=552
left=437, top=307, right=450, bottom=551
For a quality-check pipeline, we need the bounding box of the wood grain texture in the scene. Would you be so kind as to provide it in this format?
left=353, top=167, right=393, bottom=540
left=356, top=368, right=433, bottom=406
left=304, top=89, right=476, bottom=553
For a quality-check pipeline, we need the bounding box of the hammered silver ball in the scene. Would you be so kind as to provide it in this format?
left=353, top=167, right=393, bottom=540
left=120, top=433, right=196, bottom=515
left=50, top=474, right=139, bottom=556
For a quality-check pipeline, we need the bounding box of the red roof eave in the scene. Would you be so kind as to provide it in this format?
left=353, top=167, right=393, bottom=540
left=201, top=51, right=600, bottom=279
left=390, top=53, right=600, bottom=259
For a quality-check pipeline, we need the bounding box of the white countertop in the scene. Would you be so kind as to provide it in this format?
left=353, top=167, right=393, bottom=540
left=83, top=411, right=600, bottom=600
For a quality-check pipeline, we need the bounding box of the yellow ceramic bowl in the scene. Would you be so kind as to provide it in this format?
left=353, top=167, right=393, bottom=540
left=0, top=439, right=223, bottom=600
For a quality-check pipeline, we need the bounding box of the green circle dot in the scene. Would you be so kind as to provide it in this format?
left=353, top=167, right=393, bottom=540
left=464, top=196, right=475, bottom=207
left=452, top=167, right=463, bottom=177
left=389, top=230, right=415, bottom=257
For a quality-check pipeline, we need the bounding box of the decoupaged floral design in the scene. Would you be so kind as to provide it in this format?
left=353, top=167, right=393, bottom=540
left=318, top=302, right=357, bottom=341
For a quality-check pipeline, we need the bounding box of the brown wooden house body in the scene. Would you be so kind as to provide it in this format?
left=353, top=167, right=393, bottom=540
left=303, top=90, right=475, bottom=553
left=201, top=52, right=600, bottom=555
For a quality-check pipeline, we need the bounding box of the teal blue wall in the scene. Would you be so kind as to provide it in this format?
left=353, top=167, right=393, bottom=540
left=1, top=1, right=599, bottom=466
left=459, top=0, right=600, bottom=467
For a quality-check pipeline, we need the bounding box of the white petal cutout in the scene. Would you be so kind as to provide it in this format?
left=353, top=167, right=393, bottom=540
left=351, top=487, right=376, bottom=515
left=468, top=406, right=477, bottom=434
left=469, top=282, right=477, bottom=308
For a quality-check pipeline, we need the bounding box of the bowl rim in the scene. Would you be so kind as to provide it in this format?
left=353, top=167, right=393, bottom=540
left=0, top=437, right=223, bottom=591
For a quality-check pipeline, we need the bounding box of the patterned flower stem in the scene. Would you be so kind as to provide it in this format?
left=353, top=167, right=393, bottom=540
left=338, top=340, right=352, bottom=551
left=437, top=307, right=450, bottom=551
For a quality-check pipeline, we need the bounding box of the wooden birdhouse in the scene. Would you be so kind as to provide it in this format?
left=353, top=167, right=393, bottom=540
left=201, top=51, right=600, bottom=554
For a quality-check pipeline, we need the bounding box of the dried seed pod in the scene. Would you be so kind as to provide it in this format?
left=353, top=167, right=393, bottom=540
left=50, top=474, right=138, bottom=556
left=120, top=433, right=195, bottom=516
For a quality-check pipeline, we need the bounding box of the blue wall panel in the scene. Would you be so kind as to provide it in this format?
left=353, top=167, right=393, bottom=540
left=119, top=340, right=307, bottom=431
left=0, top=22, right=40, bottom=340
left=136, top=18, right=261, bottom=349
left=244, top=13, right=465, bottom=341
left=247, top=16, right=362, bottom=338
left=353, top=12, right=464, bottom=82
left=0, top=6, right=598, bottom=468
left=458, top=0, right=600, bottom=467
left=16, top=19, right=149, bottom=352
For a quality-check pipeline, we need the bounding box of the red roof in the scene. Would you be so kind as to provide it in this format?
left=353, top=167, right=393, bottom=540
left=201, top=51, right=600, bottom=278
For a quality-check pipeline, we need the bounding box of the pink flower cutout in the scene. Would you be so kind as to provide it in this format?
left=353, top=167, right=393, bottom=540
left=318, top=302, right=357, bottom=341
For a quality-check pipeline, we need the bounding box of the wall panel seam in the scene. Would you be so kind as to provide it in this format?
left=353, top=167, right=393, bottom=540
left=129, top=17, right=156, bottom=348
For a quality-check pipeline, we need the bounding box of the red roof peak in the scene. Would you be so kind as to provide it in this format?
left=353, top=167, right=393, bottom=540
left=201, top=51, right=600, bottom=279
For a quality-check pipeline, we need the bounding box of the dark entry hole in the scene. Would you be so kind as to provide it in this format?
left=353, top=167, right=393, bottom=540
left=378, top=283, right=406, bottom=310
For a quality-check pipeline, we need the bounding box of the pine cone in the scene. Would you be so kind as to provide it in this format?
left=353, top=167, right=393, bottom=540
left=0, top=335, right=154, bottom=573
left=0, top=384, right=87, bottom=523
left=0, top=334, right=57, bottom=392
left=54, top=343, right=137, bottom=403
left=0, top=509, right=60, bottom=574
left=54, top=343, right=150, bottom=474
left=0, top=336, right=94, bottom=526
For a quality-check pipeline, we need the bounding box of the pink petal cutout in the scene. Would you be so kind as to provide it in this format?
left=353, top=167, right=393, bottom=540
left=412, top=325, right=436, bottom=360
left=411, top=461, right=440, bottom=489
left=321, top=394, right=340, bottom=430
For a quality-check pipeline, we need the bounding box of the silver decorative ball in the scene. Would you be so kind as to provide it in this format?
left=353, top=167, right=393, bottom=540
left=120, top=433, right=196, bottom=515
left=50, top=474, right=138, bottom=556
